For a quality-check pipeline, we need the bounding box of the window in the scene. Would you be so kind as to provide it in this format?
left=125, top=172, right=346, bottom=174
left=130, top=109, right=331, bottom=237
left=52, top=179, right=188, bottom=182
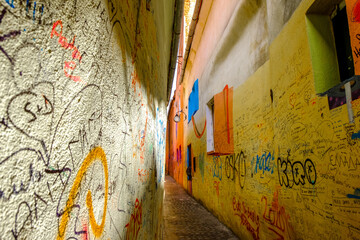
left=332, top=2, right=354, bottom=81
left=306, top=0, right=360, bottom=111
left=186, top=144, right=192, bottom=180
left=176, top=148, right=179, bottom=162
left=206, top=98, right=215, bottom=153
left=176, top=145, right=182, bottom=162
left=206, top=85, right=234, bottom=155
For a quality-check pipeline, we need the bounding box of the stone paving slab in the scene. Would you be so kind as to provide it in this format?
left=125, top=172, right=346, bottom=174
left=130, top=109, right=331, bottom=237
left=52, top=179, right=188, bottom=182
left=163, top=175, right=240, bottom=240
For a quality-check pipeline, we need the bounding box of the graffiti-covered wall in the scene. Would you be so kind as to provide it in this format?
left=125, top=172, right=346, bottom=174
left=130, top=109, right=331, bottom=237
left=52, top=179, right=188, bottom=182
left=0, top=0, right=174, bottom=239
left=167, top=0, right=360, bottom=239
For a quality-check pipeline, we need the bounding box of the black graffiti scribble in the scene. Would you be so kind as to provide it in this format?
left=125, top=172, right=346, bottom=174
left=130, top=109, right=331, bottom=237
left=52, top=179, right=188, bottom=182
left=0, top=146, right=52, bottom=240
left=0, top=116, right=11, bottom=130
left=3, top=0, right=52, bottom=25
left=224, top=151, right=246, bottom=189
left=49, top=84, right=102, bottom=157
left=277, top=151, right=317, bottom=188
left=45, top=167, right=72, bottom=218
left=107, top=0, right=118, bottom=22
left=7, top=82, right=54, bottom=139
left=0, top=148, right=45, bottom=201
left=33, top=193, right=47, bottom=220
left=0, top=7, right=21, bottom=64
left=7, top=82, right=54, bottom=165
left=3, top=83, right=104, bottom=239
left=12, top=201, right=32, bottom=240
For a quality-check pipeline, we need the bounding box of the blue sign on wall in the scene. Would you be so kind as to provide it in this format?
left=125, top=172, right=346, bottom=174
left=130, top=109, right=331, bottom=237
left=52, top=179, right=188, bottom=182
left=188, top=79, right=199, bottom=123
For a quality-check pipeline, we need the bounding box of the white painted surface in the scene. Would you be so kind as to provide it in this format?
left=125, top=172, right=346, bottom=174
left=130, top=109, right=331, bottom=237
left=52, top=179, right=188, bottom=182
left=0, top=0, right=174, bottom=239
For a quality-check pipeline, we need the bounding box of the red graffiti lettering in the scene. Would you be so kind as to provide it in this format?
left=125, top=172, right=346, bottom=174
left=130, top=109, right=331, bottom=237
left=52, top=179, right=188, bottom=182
left=213, top=181, right=220, bottom=197
left=81, top=223, right=88, bottom=240
left=51, top=20, right=83, bottom=83
left=232, top=197, right=260, bottom=240
left=125, top=199, right=142, bottom=240
left=138, top=169, right=150, bottom=183
left=64, top=61, right=82, bottom=83
left=261, top=190, right=294, bottom=239
left=353, top=0, right=360, bottom=22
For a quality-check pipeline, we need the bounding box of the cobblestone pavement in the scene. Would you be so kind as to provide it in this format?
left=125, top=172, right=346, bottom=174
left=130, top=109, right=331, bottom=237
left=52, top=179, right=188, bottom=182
left=163, top=175, right=240, bottom=240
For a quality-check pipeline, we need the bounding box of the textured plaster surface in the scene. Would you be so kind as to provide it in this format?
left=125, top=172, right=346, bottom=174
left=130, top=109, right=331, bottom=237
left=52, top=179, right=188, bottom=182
left=0, top=0, right=174, bottom=239
left=168, top=0, right=360, bottom=239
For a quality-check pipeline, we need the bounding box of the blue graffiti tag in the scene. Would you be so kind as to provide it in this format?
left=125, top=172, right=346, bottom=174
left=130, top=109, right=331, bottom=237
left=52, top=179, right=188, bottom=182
left=352, top=131, right=360, bottom=140
left=347, top=188, right=360, bottom=199
left=253, top=152, right=275, bottom=175
left=5, top=0, right=15, bottom=8
left=212, top=156, right=222, bottom=181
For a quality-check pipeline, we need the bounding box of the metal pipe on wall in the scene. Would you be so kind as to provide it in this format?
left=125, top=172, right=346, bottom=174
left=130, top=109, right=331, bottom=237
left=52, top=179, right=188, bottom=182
left=179, top=0, right=202, bottom=84
left=167, top=0, right=185, bottom=101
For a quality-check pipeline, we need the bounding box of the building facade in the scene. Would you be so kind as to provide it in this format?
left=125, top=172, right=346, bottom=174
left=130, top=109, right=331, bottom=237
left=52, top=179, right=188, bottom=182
left=167, top=0, right=360, bottom=239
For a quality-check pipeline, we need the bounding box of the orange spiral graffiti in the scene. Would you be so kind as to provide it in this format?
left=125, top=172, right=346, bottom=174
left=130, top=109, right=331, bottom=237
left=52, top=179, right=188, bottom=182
left=57, top=146, right=108, bottom=240
left=191, top=116, right=206, bottom=138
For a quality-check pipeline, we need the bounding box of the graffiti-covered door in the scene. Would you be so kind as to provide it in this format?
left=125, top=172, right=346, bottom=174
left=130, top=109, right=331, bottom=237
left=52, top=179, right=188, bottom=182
left=186, top=144, right=192, bottom=194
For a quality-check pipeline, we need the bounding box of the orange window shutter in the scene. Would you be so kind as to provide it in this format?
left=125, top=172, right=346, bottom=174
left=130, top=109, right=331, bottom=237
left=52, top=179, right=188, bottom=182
left=213, top=85, right=234, bottom=155
left=346, top=0, right=360, bottom=74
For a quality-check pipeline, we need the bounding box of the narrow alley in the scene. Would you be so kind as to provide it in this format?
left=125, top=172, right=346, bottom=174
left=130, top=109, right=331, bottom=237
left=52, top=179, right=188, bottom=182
left=0, top=0, right=359, bottom=239
left=163, top=176, right=239, bottom=240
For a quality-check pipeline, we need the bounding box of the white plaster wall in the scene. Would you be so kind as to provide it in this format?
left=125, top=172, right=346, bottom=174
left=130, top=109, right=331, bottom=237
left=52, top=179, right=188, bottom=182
left=188, top=0, right=302, bottom=125
left=0, top=0, right=174, bottom=239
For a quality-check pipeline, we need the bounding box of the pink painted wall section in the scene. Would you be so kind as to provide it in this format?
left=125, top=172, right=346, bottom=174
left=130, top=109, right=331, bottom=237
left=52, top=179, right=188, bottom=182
left=185, top=0, right=238, bottom=82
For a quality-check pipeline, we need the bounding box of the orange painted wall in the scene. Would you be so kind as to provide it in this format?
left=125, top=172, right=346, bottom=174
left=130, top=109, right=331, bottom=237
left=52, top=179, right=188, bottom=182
left=167, top=88, right=185, bottom=186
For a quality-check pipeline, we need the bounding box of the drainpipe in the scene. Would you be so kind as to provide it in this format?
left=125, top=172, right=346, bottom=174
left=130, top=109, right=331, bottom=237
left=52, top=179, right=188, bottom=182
left=167, top=0, right=185, bottom=101
left=179, top=0, right=202, bottom=84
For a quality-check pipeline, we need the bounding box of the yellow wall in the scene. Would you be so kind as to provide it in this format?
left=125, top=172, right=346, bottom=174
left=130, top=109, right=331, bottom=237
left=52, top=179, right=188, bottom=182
left=176, top=0, right=360, bottom=239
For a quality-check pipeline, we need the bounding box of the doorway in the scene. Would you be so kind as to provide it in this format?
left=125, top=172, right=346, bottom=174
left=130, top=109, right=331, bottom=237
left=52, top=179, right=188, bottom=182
left=186, top=144, right=192, bottom=194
